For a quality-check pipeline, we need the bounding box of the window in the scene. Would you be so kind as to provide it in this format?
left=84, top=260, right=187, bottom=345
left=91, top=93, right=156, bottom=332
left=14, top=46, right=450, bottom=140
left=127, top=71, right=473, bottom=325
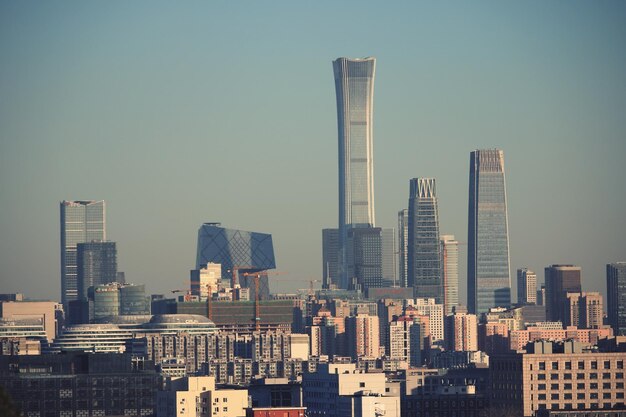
left=552, top=362, right=559, bottom=370
left=551, top=384, right=559, bottom=390
left=564, top=373, right=572, bottom=380
left=603, top=361, right=611, bottom=369
left=539, top=362, right=546, bottom=370
left=564, top=383, right=572, bottom=390
left=590, top=373, right=598, bottom=380
left=564, top=393, right=572, bottom=400
left=603, top=373, right=611, bottom=379
left=551, top=394, right=559, bottom=400
left=590, top=393, right=598, bottom=399
left=616, top=373, right=624, bottom=379
left=359, top=382, right=365, bottom=387
left=603, top=383, right=611, bottom=389
left=616, top=382, right=624, bottom=389
left=617, top=361, right=623, bottom=369
left=576, top=373, right=585, bottom=380
left=578, top=361, right=585, bottom=369
left=577, top=393, right=585, bottom=399
left=603, top=393, right=611, bottom=399
left=590, top=383, right=598, bottom=389
left=538, top=384, right=546, bottom=390
left=617, top=393, right=625, bottom=399
left=538, top=374, right=546, bottom=380
left=551, top=374, right=559, bottom=380
left=577, top=383, right=585, bottom=389
left=591, top=361, right=598, bottom=369
left=538, top=394, right=546, bottom=400
left=565, top=362, right=572, bottom=370
left=577, top=403, right=585, bottom=410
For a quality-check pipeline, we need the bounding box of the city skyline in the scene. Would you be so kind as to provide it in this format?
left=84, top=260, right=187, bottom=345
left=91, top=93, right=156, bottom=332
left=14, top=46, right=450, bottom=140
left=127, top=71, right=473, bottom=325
left=1, top=2, right=625, bottom=304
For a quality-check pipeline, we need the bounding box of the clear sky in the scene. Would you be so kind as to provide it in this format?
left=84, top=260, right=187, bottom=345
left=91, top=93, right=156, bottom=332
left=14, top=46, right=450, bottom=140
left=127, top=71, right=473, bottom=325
left=1, top=1, right=625, bottom=304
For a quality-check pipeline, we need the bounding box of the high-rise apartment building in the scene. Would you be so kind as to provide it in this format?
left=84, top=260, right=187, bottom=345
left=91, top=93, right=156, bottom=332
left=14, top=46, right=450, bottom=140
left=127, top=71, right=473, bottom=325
left=333, top=57, right=376, bottom=289
left=566, top=292, right=604, bottom=329
left=517, top=268, right=537, bottom=306
left=76, top=241, right=117, bottom=301
left=190, top=262, right=222, bottom=300
left=607, top=262, right=626, bottom=336
left=440, top=235, right=459, bottom=315
left=398, top=209, right=409, bottom=288
left=60, top=200, right=106, bottom=310
left=409, top=298, right=444, bottom=344
left=467, top=150, right=511, bottom=314
left=444, top=312, right=478, bottom=352
left=345, top=314, right=379, bottom=359
left=544, top=264, right=582, bottom=323
left=408, top=178, right=442, bottom=303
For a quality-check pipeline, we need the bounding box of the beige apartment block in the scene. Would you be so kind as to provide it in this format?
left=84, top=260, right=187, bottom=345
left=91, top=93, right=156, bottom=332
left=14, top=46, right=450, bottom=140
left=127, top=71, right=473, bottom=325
left=0, top=300, right=61, bottom=341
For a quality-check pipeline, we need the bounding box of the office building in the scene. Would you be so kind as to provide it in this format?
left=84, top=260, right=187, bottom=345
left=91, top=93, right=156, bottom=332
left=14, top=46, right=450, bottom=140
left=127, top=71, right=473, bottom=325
left=90, top=282, right=149, bottom=320
left=545, top=265, right=582, bottom=323
left=333, top=57, right=376, bottom=289
left=196, top=223, right=276, bottom=287
left=346, top=227, right=384, bottom=291
left=491, top=340, right=626, bottom=416
left=566, top=292, right=604, bottom=329
left=0, top=300, right=62, bottom=341
left=467, top=150, right=511, bottom=314
left=408, top=298, right=444, bottom=343
left=381, top=227, right=396, bottom=286
left=440, top=234, right=459, bottom=315
left=445, top=312, right=478, bottom=352
left=322, top=228, right=339, bottom=289
left=517, top=268, right=537, bottom=306
left=508, top=325, right=612, bottom=352
left=76, top=241, right=118, bottom=301
left=60, top=200, right=106, bottom=310
left=302, top=363, right=400, bottom=417
left=398, top=209, right=409, bottom=288
left=407, top=178, right=442, bottom=303
left=607, top=262, right=626, bottom=336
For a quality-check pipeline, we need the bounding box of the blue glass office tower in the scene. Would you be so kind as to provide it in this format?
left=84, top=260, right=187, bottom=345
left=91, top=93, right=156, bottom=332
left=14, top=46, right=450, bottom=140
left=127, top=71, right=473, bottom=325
left=196, top=223, right=276, bottom=286
left=333, top=57, right=376, bottom=289
left=607, top=262, right=626, bottom=336
left=408, top=178, right=443, bottom=303
left=467, top=150, right=511, bottom=314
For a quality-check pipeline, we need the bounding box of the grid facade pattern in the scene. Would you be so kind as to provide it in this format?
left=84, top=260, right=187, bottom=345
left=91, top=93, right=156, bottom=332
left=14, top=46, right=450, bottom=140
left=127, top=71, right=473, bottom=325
left=60, top=200, right=106, bottom=309
left=408, top=178, right=443, bottom=303
left=346, top=227, right=384, bottom=291
left=545, top=265, right=582, bottom=323
left=196, top=224, right=276, bottom=285
left=518, top=268, right=537, bottom=305
left=607, top=262, right=626, bottom=336
left=333, top=57, right=376, bottom=289
left=321, top=229, right=339, bottom=289
left=398, top=209, right=409, bottom=288
left=440, top=235, right=459, bottom=315
left=77, top=241, right=117, bottom=300
left=467, top=150, right=511, bottom=314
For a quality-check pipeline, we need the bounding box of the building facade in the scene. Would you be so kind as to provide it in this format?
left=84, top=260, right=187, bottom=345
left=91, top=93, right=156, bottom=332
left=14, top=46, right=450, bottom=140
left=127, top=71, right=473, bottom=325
left=77, top=241, right=118, bottom=300
left=322, top=229, right=339, bottom=289
left=398, top=209, right=409, bottom=288
left=607, top=262, right=626, bottom=336
left=60, top=200, right=106, bottom=310
left=467, top=150, right=511, bottom=314
left=333, top=57, right=376, bottom=289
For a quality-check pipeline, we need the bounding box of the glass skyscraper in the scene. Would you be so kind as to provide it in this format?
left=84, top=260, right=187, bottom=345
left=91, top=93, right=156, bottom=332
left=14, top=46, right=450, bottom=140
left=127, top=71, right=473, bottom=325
left=76, top=241, right=117, bottom=301
left=607, top=262, right=626, bottom=336
left=333, top=57, right=376, bottom=289
left=398, top=209, right=409, bottom=288
left=440, top=234, right=459, bottom=315
left=408, top=178, right=442, bottom=303
left=60, top=200, right=106, bottom=310
left=467, top=150, right=511, bottom=314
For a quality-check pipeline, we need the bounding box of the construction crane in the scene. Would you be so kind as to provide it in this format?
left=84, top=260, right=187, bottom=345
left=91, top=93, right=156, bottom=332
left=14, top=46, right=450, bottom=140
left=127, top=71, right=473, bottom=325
left=227, top=265, right=254, bottom=303
left=241, top=270, right=287, bottom=332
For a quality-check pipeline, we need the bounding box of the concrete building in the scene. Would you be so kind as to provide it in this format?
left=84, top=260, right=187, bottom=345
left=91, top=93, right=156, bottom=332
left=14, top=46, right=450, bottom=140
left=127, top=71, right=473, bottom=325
left=157, top=376, right=249, bottom=417
left=387, top=316, right=422, bottom=367
left=397, top=209, right=409, bottom=289
left=565, top=292, right=604, bottom=329
left=407, top=298, right=444, bottom=343
left=517, top=268, right=537, bottom=305
left=491, top=340, right=626, bottom=416
left=445, top=312, right=478, bottom=352
left=508, top=325, right=613, bottom=352
left=607, top=262, right=626, bottom=336
left=440, top=234, right=459, bottom=315
left=0, top=300, right=62, bottom=341
left=545, top=265, right=582, bottom=323
left=302, top=363, right=400, bottom=417
left=191, top=262, right=222, bottom=300
left=322, top=228, right=339, bottom=289
left=345, top=314, right=380, bottom=359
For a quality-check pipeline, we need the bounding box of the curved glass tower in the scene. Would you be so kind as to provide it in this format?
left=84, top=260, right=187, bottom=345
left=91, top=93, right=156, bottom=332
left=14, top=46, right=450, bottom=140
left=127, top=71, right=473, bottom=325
left=467, top=149, right=511, bottom=314
left=333, top=57, right=376, bottom=289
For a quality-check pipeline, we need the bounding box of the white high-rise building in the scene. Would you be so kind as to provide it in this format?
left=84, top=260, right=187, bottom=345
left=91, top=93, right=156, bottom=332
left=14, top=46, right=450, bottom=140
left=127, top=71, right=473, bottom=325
left=440, top=235, right=459, bottom=315
left=516, top=268, right=537, bottom=305
left=191, top=263, right=222, bottom=300
left=407, top=298, right=444, bottom=343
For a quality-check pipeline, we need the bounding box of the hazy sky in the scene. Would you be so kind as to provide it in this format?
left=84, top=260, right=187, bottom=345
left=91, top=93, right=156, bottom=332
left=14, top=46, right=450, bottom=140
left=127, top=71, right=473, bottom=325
left=1, top=1, right=625, bottom=305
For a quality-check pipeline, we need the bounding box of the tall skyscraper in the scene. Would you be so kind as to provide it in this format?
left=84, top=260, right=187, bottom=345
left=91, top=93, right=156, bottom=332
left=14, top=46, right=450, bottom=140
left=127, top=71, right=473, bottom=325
left=60, top=200, right=106, bottom=310
left=467, top=149, right=511, bottom=314
left=408, top=178, right=442, bottom=303
left=76, top=241, right=117, bottom=301
left=398, top=209, right=409, bottom=288
left=440, top=235, right=459, bottom=315
left=381, top=227, right=396, bottom=286
left=321, top=228, right=339, bottom=289
left=517, top=268, right=537, bottom=305
left=607, top=262, right=626, bottom=336
left=333, top=56, right=376, bottom=289
left=544, top=264, right=582, bottom=323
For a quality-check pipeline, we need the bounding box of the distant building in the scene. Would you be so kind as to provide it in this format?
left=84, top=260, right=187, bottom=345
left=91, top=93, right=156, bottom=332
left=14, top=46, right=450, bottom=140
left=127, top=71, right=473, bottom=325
left=387, top=316, right=422, bottom=367
left=545, top=264, right=582, bottom=323
left=407, top=298, right=444, bottom=343
left=508, top=325, right=613, bottom=352
left=607, top=262, right=626, bottom=336
left=537, top=284, right=546, bottom=306
left=346, top=227, right=385, bottom=291
left=60, top=200, right=106, bottom=311
left=408, top=178, right=442, bottom=303
left=467, top=150, right=511, bottom=315
left=91, top=282, right=149, bottom=321
left=322, top=229, right=339, bottom=289
left=191, top=262, right=222, bottom=300
left=0, top=300, right=62, bottom=341
left=440, top=234, right=459, bottom=315
left=196, top=223, right=276, bottom=288
left=302, top=363, right=400, bottom=417
left=76, top=241, right=118, bottom=301
left=565, top=292, right=604, bottom=329
left=345, top=314, right=379, bottom=359
left=517, top=268, right=537, bottom=305
left=398, top=209, right=409, bottom=288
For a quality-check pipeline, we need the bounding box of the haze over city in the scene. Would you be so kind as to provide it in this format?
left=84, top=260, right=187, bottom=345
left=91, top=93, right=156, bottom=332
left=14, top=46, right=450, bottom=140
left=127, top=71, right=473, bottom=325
left=1, top=1, right=625, bottom=303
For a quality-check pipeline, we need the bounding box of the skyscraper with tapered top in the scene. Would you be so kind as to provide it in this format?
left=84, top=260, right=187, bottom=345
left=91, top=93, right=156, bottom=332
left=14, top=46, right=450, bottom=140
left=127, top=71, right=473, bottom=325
left=333, top=57, right=376, bottom=289
left=467, top=149, right=511, bottom=314
left=60, top=200, right=106, bottom=310
left=408, top=178, right=442, bottom=303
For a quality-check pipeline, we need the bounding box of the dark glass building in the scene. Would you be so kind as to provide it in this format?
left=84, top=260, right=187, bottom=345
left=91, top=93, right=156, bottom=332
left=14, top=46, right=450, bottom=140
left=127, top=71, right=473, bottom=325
left=607, top=262, right=626, bottom=336
left=467, top=150, right=511, bottom=314
left=77, top=241, right=117, bottom=301
left=544, top=264, right=582, bottom=323
left=408, top=178, right=442, bottom=303
left=196, top=223, right=276, bottom=286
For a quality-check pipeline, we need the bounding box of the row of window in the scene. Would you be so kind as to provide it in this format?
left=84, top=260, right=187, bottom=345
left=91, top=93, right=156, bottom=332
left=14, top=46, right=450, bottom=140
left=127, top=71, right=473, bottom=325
left=534, top=372, right=624, bottom=380
left=535, top=360, right=624, bottom=371
left=536, top=392, right=624, bottom=400
left=535, top=382, right=625, bottom=390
